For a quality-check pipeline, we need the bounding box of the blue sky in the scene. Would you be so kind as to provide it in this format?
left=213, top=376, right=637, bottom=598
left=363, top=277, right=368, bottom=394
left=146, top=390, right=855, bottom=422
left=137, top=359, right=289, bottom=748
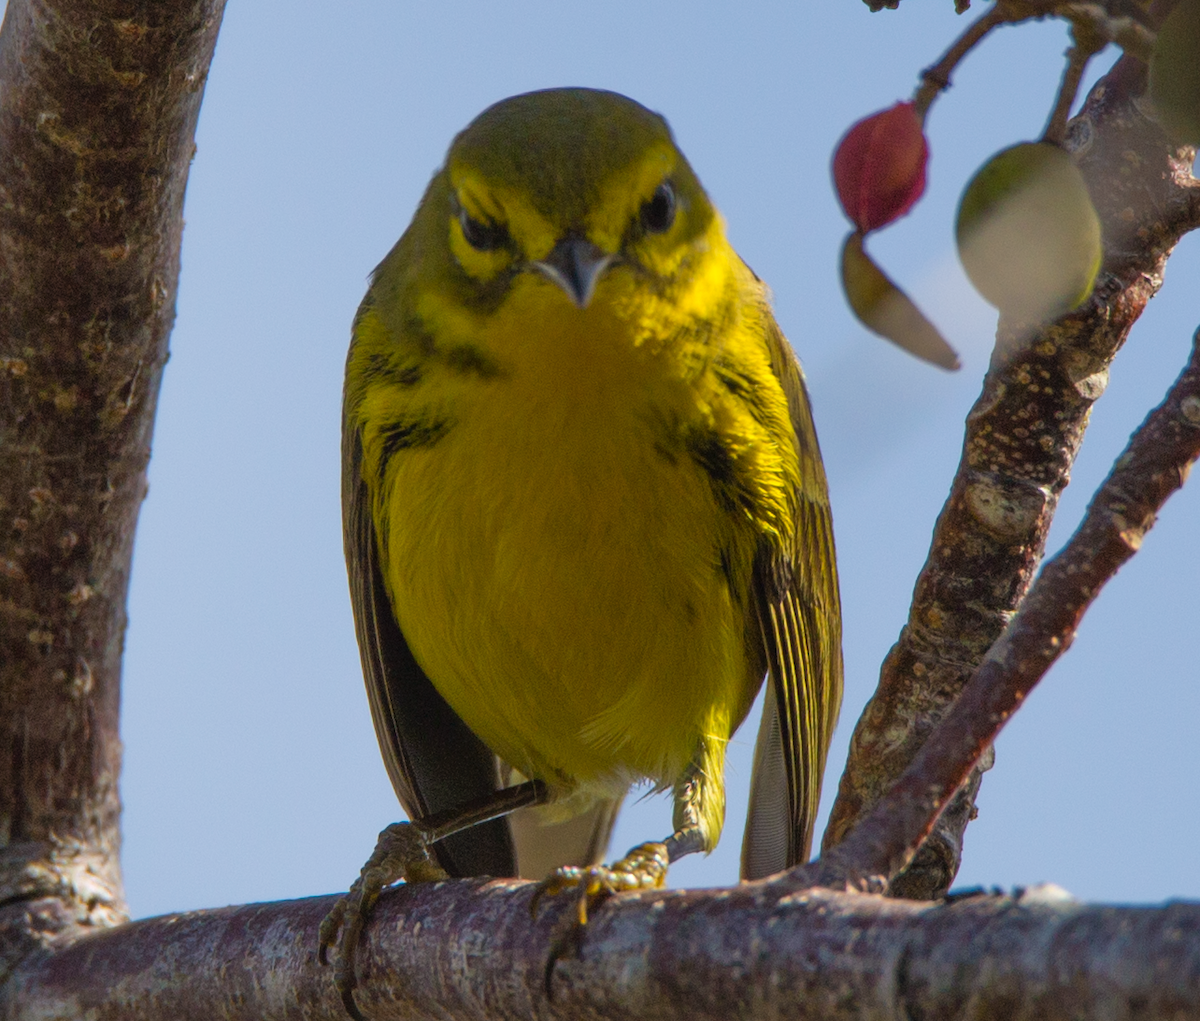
left=106, top=1, right=1199, bottom=918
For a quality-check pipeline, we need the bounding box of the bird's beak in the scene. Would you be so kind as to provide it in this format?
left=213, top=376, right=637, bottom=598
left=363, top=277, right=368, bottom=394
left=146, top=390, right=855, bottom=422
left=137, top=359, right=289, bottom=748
left=532, top=235, right=614, bottom=309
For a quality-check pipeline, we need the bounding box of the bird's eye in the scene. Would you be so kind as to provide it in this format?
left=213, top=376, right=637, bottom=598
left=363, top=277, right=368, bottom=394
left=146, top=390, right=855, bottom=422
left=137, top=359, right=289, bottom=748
left=459, top=208, right=509, bottom=251
left=640, top=182, right=677, bottom=234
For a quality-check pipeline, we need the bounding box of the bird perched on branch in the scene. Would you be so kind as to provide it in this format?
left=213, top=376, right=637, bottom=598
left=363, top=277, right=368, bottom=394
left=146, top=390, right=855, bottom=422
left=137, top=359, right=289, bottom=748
left=320, top=87, right=843, bottom=1018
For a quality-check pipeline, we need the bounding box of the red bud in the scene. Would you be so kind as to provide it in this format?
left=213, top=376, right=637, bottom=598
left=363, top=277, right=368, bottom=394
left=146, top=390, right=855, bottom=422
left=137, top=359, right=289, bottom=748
left=833, top=102, right=928, bottom=233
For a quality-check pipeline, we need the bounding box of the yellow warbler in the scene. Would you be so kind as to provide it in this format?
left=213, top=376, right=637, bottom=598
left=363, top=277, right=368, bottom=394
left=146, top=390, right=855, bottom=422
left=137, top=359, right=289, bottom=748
left=320, top=88, right=842, bottom=1015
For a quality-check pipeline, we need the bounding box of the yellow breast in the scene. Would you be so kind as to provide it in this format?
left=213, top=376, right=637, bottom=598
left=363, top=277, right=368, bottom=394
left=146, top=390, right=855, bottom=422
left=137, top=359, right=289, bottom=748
left=365, top=264, right=771, bottom=798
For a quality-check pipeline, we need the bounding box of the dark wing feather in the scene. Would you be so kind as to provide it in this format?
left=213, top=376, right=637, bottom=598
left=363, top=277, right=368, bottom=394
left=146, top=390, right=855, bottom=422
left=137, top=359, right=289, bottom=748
left=741, top=316, right=843, bottom=879
left=343, top=425, right=516, bottom=877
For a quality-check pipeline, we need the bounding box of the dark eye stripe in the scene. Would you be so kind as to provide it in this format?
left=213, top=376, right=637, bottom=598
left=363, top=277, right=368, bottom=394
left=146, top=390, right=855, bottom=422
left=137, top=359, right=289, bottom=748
left=640, top=181, right=677, bottom=234
left=459, top=207, right=510, bottom=251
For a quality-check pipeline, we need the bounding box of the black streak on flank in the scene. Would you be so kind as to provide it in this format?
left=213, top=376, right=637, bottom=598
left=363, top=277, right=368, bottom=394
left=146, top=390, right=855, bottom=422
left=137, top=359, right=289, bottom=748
left=392, top=364, right=423, bottom=387
left=379, top=417, right=452, bottom=469
left=444, top=344, right=504, bottom=379
left=686, top=428, right=740, bottom=513
left=714, top=357, right=759, bottom=402
left=369, top=357, right=422, bottom=389
left=362, top=353, right=422, bottom=389
left=404, top=313, right=439, bottom=357
left=401, top=309, right=505, bottom=380
left=714, top=358, right=773, bottom=429
left=714, top=365, right=749, bottom=399
left=646, top=405, right=684, bottom=467
left=653, top=441, right=679, bottom=467
left=718, top=545, right=735, bottom=589
left=717, top=543, right=747, bottom=606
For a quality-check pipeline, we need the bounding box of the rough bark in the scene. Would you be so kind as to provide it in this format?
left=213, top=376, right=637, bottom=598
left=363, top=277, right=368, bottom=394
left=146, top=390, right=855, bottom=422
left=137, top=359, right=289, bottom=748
left=823, top=52, right=1200, bottom=898
left=0, top=0, right=225, bottom=983
left=812, top=322, right=1200, bottom=893
left=5, top=879, right=1200, bottom=1021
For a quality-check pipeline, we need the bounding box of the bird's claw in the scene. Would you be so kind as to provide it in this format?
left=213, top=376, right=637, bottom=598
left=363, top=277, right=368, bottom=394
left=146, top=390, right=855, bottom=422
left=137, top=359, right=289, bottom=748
left=531, top=840, right=670, bottom=998
left=318, top=821, right=448, bottom=1020
left=531, top=840, right=669, bottom=926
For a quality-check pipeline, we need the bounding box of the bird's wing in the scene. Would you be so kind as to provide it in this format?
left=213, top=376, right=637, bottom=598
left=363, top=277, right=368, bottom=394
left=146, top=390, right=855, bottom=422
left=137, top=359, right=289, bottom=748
left=342, top=423, right=517, bottom=877
left=344, top=423, right=616, bottom=878
left=741, top=316, right=843, bottom=880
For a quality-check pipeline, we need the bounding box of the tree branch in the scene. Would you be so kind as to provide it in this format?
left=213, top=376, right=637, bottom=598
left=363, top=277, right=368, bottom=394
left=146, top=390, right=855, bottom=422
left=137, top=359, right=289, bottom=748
left=5, top=879, right=1199, bottom=1020
left=0, top=0, right=225, bottom=979
left=823, top=53, right=1200, bottom=898
left=815, top=322, right=1200, bottom=892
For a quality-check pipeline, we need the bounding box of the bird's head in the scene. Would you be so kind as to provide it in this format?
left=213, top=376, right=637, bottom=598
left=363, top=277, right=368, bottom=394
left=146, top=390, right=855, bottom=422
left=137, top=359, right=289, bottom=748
left=437, top=88, right=719, bottom=311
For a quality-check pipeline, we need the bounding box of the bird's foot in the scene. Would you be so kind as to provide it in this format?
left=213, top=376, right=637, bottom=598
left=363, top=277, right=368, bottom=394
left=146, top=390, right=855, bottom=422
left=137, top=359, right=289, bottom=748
left=532, top=841, right=670, bottom=996
left=318, top=821, right=449, bottom=1020
left=531, top=840, right=669, bottom=926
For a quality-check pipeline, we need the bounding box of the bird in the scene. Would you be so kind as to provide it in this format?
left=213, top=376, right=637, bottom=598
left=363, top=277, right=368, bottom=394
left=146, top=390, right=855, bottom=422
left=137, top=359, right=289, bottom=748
left=319, top=87, right=842, bottom=1017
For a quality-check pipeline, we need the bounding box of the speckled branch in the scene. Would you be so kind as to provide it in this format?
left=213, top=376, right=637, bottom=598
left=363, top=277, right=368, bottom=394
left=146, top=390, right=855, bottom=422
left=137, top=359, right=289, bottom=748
left=4, top=879, right=1199, bottom=1020
left=815, top=323, right=1200, bottom=894
left=823, top=54, right=1200, bottom=899
left=0, top=0, right=225, bottom=981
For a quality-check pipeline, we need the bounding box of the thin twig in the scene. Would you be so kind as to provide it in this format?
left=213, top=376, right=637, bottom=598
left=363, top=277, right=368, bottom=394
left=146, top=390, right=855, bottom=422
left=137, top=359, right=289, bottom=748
left=913, top=3, right=1010, bottom=120
left=1043, top=24, right=1104, bottom=143
left=812, top=326, right=1200, bottom=890
left=1058, top=3, right=1156, bottom=62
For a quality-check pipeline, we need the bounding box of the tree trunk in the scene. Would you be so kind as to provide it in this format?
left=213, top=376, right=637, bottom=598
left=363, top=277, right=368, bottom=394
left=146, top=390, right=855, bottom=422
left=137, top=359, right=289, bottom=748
left=0, top=0, right=225, bottom=978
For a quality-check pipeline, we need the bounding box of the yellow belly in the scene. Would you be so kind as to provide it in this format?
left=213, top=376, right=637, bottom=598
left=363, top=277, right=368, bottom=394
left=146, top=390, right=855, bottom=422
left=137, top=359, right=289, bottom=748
left=378, top=284, right=759, bottom=797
